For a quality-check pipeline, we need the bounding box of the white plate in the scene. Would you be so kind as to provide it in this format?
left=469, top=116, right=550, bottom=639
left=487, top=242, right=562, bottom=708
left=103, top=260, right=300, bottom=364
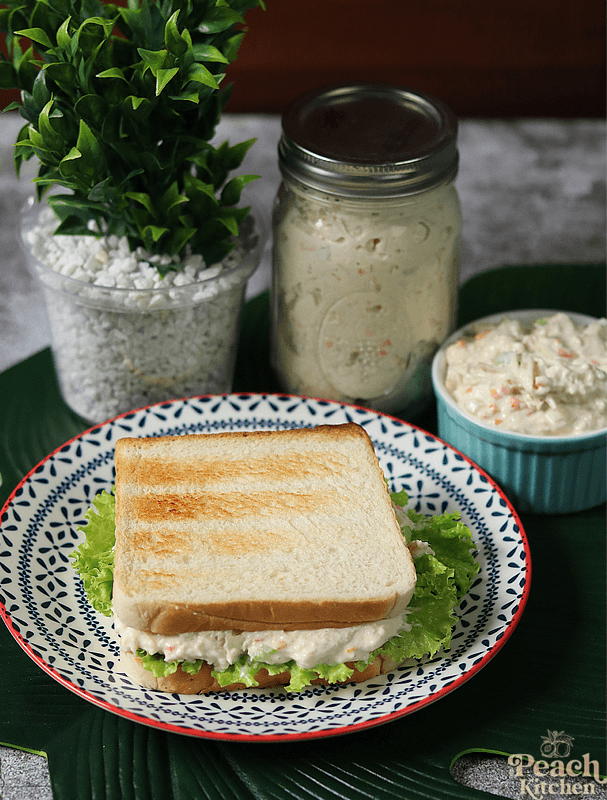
left=0, top=394, right=530, bottom=741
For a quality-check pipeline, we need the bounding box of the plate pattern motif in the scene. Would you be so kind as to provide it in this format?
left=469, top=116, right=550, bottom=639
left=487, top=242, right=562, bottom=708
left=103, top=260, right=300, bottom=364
left=0, top=394, right=530, bottom=741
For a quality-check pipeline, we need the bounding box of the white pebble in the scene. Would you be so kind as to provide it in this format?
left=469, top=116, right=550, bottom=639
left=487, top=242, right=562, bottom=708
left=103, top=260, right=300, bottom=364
left=203, top=265, right=222, bottom=280
left=108, top=257, right=137, bottom=275
left=133, top=276, right=155, bottom=290
left=84, top=254, right=104, bottom=272
left=71, top=268, right=92, bottom=283
left=184, top=254, right=204, bottom=271
left=172, top=272, right=192, bottom=287
left=94, top=273, right=116, bottom=287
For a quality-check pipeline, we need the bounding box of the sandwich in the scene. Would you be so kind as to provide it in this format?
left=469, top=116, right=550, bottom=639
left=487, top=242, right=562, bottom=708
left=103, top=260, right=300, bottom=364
left=71, top=422, right=479, bottom=694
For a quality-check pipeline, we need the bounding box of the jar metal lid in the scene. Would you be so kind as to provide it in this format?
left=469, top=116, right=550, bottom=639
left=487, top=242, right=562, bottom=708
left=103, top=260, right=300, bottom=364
left=279, top=82, right=459, bottom=197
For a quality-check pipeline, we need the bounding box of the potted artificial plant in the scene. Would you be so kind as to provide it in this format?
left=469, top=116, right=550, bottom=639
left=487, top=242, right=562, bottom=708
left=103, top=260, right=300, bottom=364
left=0, top=0, right=267, bottom=422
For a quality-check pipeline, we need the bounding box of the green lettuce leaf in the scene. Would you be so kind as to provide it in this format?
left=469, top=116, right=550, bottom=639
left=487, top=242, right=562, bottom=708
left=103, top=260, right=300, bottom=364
left=390, top=487, right=410, bottom=508
left=405, top=505, right=480, bottom=597
left=135, top=649, right=206, bottom=677
left=213, top=654, right=266, bottom=688
left=69, top=488, right=116, bottom=616
left=137, top=649, right=180, bottom=677
left=375, top=553, right=459, bottom=663
left=212, top=656, right=355, bottom=693
left=131, top=650, right=356, bottom=693
left=364, top=489, right=480, bottom=666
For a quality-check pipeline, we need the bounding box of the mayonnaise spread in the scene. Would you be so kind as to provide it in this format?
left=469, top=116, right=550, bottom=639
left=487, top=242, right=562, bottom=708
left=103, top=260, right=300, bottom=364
left=444, top=313, right=607, bottom=435
left=114, top=613, right=410, bottom=671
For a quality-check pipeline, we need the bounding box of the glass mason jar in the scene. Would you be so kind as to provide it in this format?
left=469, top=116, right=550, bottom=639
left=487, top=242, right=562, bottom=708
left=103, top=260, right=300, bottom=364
left=271, top=83, right=462, bottom=419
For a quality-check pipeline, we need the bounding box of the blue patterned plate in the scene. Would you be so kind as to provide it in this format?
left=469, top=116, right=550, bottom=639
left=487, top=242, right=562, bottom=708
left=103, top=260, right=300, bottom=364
left=0, top=394, right=530, bottom=741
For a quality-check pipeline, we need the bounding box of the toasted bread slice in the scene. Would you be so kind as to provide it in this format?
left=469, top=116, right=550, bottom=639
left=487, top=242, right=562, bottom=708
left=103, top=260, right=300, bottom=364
left=112, top=423, right=416, bottom=634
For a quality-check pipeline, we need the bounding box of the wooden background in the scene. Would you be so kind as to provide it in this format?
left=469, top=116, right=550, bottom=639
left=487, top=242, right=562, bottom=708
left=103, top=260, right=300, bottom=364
left=1, top=0, right=605, bottom=117
left=225, top=0, right=606, bottom=117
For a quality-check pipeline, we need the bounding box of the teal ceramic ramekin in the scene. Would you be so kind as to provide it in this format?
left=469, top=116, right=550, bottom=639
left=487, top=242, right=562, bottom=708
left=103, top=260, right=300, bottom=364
left=431, top=310, right=607, bottom=514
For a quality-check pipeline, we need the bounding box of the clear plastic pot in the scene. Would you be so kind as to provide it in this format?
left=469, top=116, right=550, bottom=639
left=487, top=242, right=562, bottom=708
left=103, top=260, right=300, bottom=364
left=22, top=197, right=268, bottom=423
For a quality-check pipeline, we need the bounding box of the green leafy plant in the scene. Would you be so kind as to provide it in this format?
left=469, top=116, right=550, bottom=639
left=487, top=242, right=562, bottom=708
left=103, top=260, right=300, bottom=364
left=0, top=0, right=265, bottom=273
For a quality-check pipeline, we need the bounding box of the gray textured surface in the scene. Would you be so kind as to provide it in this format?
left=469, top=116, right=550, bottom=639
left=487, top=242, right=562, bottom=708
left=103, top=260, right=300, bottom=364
left=0, top=113, right=604, bottom=798
left=452, top=753, right=607, bottom=799
left=0, top=748, right=52, bottom=800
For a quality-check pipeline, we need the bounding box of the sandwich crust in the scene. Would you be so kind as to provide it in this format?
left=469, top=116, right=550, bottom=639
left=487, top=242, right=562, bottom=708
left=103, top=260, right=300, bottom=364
left=111, top=591, right=403, bottom=634
left=113, top=423, right=416, bottom=634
